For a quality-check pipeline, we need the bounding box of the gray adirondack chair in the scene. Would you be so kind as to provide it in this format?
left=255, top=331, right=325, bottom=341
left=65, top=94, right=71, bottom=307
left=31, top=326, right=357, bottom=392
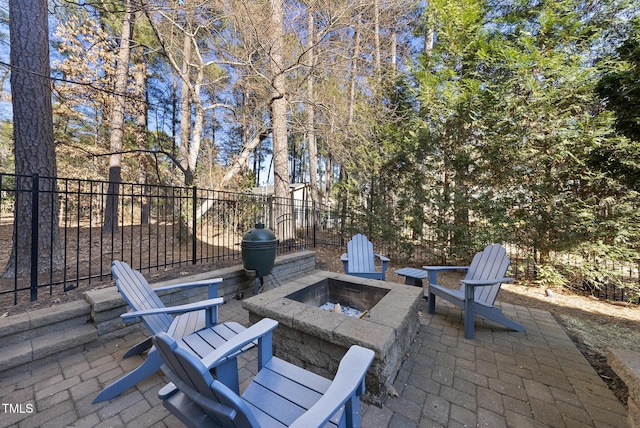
left=93, top=261, right=249, bottom=403
left=340, top=234, right=390, bottom=280
left=425, top=244, right=525, bottom=339
left=154, top=318, right=375, bottom=428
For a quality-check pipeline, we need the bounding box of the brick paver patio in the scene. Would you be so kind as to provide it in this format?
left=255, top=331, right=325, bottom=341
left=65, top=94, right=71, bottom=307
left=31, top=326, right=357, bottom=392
left=0, top=297, right=627, bottom=427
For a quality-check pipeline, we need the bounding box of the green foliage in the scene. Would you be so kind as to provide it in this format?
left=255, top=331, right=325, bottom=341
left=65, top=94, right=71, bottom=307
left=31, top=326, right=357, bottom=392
left=597, top=16, right=640, bottom=142
left=342, top=0, right=639, bottom=277
left=537, top=241, right=640, bottom=300
left=535, top=263, right=567, bottom=289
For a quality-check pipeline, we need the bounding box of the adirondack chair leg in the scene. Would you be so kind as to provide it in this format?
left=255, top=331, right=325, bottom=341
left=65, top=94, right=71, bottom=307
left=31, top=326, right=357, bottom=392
left=93, top=349, right=163, bottom=403
left=463, top=285, right=476, bottom=340
left=427, top=291, right=436, bottom=314
left=206, top=286, right=218, bottom=328
left=257, top=324, right=273, bottom=369
left=427, top=269, right=438, bottom=314
left=205, top=307, right=217, bottom=328
left=344, top=394, right=362, bottom=428
left=474, top=305, right=526, bottom=333
left=122, top=337, right=153, bottom=358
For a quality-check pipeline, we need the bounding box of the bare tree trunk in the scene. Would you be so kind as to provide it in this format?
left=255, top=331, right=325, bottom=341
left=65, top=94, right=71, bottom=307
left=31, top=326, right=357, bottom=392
left=347, top=18, right=361, bottom=128
left=172, top=75, right=178, bottom=164
left=218, top=131, right=267, bottom=190
left=270, top=0, right=288, bottom=199
left=195, top=130, right=267, bottom=218
left=269, top=0, right=291, bottom=240
left=104, top=0, right=134, bottom=233
left=242, top=87, right=253, bottom=174
left=134, top=49, right=151, bottom=224
left=189, top=64, right=205, bottom=178
left=374, top=0, right=381, bottom=84
left=5, top=0, right=62, bottom=278
left=391, top=31, right=397, bottom=71
left=425, top=4, right=435, bottom=57
left=325, top=154, right=333, bottom=200
left=337, top=13, right=362, bottom=226
left=306, top=7, right=318, bottom=206
left=179, top=27, right=193, bottom=185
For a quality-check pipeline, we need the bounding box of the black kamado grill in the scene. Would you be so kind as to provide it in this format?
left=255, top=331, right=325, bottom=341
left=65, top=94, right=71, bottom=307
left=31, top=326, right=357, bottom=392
left=241, top=223, right=278, bottom=294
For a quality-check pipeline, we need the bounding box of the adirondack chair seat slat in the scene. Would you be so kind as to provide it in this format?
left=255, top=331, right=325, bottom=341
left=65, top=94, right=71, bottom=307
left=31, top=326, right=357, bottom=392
left=262, top=356, right=333, bottom=393
left=247, top=362, right=329, bottom=405
left=181, top=322, right=252, bottom=360
left=242, top=373, right=338, bottom=427
left=154, top=318, right=375, bottom=428
left=341, top=234, right=389, bottom=280
left=425, top=244, right=526, bottom=340
left=242, top=401, right=289, bottom=428
left=93, top=261, right=253, bottom=404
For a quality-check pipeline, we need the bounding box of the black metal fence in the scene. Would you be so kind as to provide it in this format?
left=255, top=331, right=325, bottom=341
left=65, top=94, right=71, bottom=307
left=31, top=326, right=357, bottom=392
left=0, top=172, right=638, bottom=306
left=0, top=173, right=338, bottom=305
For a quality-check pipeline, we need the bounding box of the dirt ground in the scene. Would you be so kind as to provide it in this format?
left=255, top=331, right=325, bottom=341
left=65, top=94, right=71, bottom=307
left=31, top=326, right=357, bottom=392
left=1, top=245, right=637, bottom=406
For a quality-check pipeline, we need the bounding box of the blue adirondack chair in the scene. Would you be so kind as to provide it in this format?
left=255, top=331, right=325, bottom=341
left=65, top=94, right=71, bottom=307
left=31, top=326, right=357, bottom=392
left=340, top=234, right=390, bottom=280
left=425, top=244, right=526, bottom=340
left=93, top=261, right=250, bottom=403
left=154, top=318, right=375, bottom=428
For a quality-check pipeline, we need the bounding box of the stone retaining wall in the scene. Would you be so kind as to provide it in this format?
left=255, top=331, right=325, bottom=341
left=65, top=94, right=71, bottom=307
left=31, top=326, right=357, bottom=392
left=85, top=251, right=316, bottom=338
left=608, top=347, right=640, bottom=427
left=0, top=251, right=316, bottom=373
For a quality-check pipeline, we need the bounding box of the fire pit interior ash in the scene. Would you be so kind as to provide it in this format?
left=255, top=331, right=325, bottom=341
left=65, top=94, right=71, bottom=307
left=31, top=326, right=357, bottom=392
left=286, top=277, right=389, bottom=316
left=242, top=271, right=423, bottom=406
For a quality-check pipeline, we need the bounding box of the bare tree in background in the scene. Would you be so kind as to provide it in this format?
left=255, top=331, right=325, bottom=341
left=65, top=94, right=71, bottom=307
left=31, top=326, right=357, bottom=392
left=103, top=0, right=136, bottom=233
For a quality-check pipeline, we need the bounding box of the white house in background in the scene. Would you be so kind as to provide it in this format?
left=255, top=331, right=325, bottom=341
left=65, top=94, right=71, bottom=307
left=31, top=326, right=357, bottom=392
left=248, top=183, right=330, bottom=222
left=248, top=183, right=328, bottom=204
left=196, top=184, right=328, bottom=221
left=248, top=183, right=308, bottom=200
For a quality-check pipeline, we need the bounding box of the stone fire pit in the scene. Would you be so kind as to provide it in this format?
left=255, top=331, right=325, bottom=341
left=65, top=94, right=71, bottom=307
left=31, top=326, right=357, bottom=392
left=242, top=270, right=423, bottom=406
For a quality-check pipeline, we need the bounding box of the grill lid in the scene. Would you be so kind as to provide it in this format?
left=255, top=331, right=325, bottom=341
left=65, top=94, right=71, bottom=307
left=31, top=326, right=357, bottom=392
left=241, top=223, right=277, bottom=246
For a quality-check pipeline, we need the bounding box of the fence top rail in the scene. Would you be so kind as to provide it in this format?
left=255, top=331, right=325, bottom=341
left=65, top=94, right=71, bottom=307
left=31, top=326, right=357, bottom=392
left=0, top=172, right=328, bottom=208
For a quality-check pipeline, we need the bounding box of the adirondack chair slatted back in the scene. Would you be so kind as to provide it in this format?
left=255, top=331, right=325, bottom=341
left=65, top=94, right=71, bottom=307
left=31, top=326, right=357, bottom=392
left=347, top=234, right=375, bottom=273
left=112, top=261, right=173, bottom=335
left=461, top=244, right=510, bottom=306
left=154, top=332, right=258, bottom=428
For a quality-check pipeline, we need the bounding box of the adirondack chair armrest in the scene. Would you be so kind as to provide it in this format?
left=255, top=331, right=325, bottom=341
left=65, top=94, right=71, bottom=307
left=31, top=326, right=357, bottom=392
left=289, top=345, right=375, bottom=428
left=154, top=278, right=223, bottom=299
left=422, top=265, right=470, bottom=272
left=460, top=277, right=514, bottom=286
left=201, top=318, right=279, bottom=369
left=120, top=297, right=224, bottom=323
left=374, top=253, right=390, bottom=262
left=423, top=265, right=470, bottom=286
left=340, top=253, right=349, bottom=273
left=154, top=278, right=223, bottom=292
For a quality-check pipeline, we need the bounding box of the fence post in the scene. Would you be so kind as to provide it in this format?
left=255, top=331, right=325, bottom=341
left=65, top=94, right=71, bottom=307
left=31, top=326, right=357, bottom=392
left=31, top=174, right=39, bottom=301
left=268, top=196, right=274, bottom=231
left=192, top=186, right=197, bottom=265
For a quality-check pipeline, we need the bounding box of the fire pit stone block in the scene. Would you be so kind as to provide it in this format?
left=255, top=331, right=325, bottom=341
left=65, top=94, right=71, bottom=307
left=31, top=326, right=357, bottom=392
left=243, top=270, right=423, bottom=406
